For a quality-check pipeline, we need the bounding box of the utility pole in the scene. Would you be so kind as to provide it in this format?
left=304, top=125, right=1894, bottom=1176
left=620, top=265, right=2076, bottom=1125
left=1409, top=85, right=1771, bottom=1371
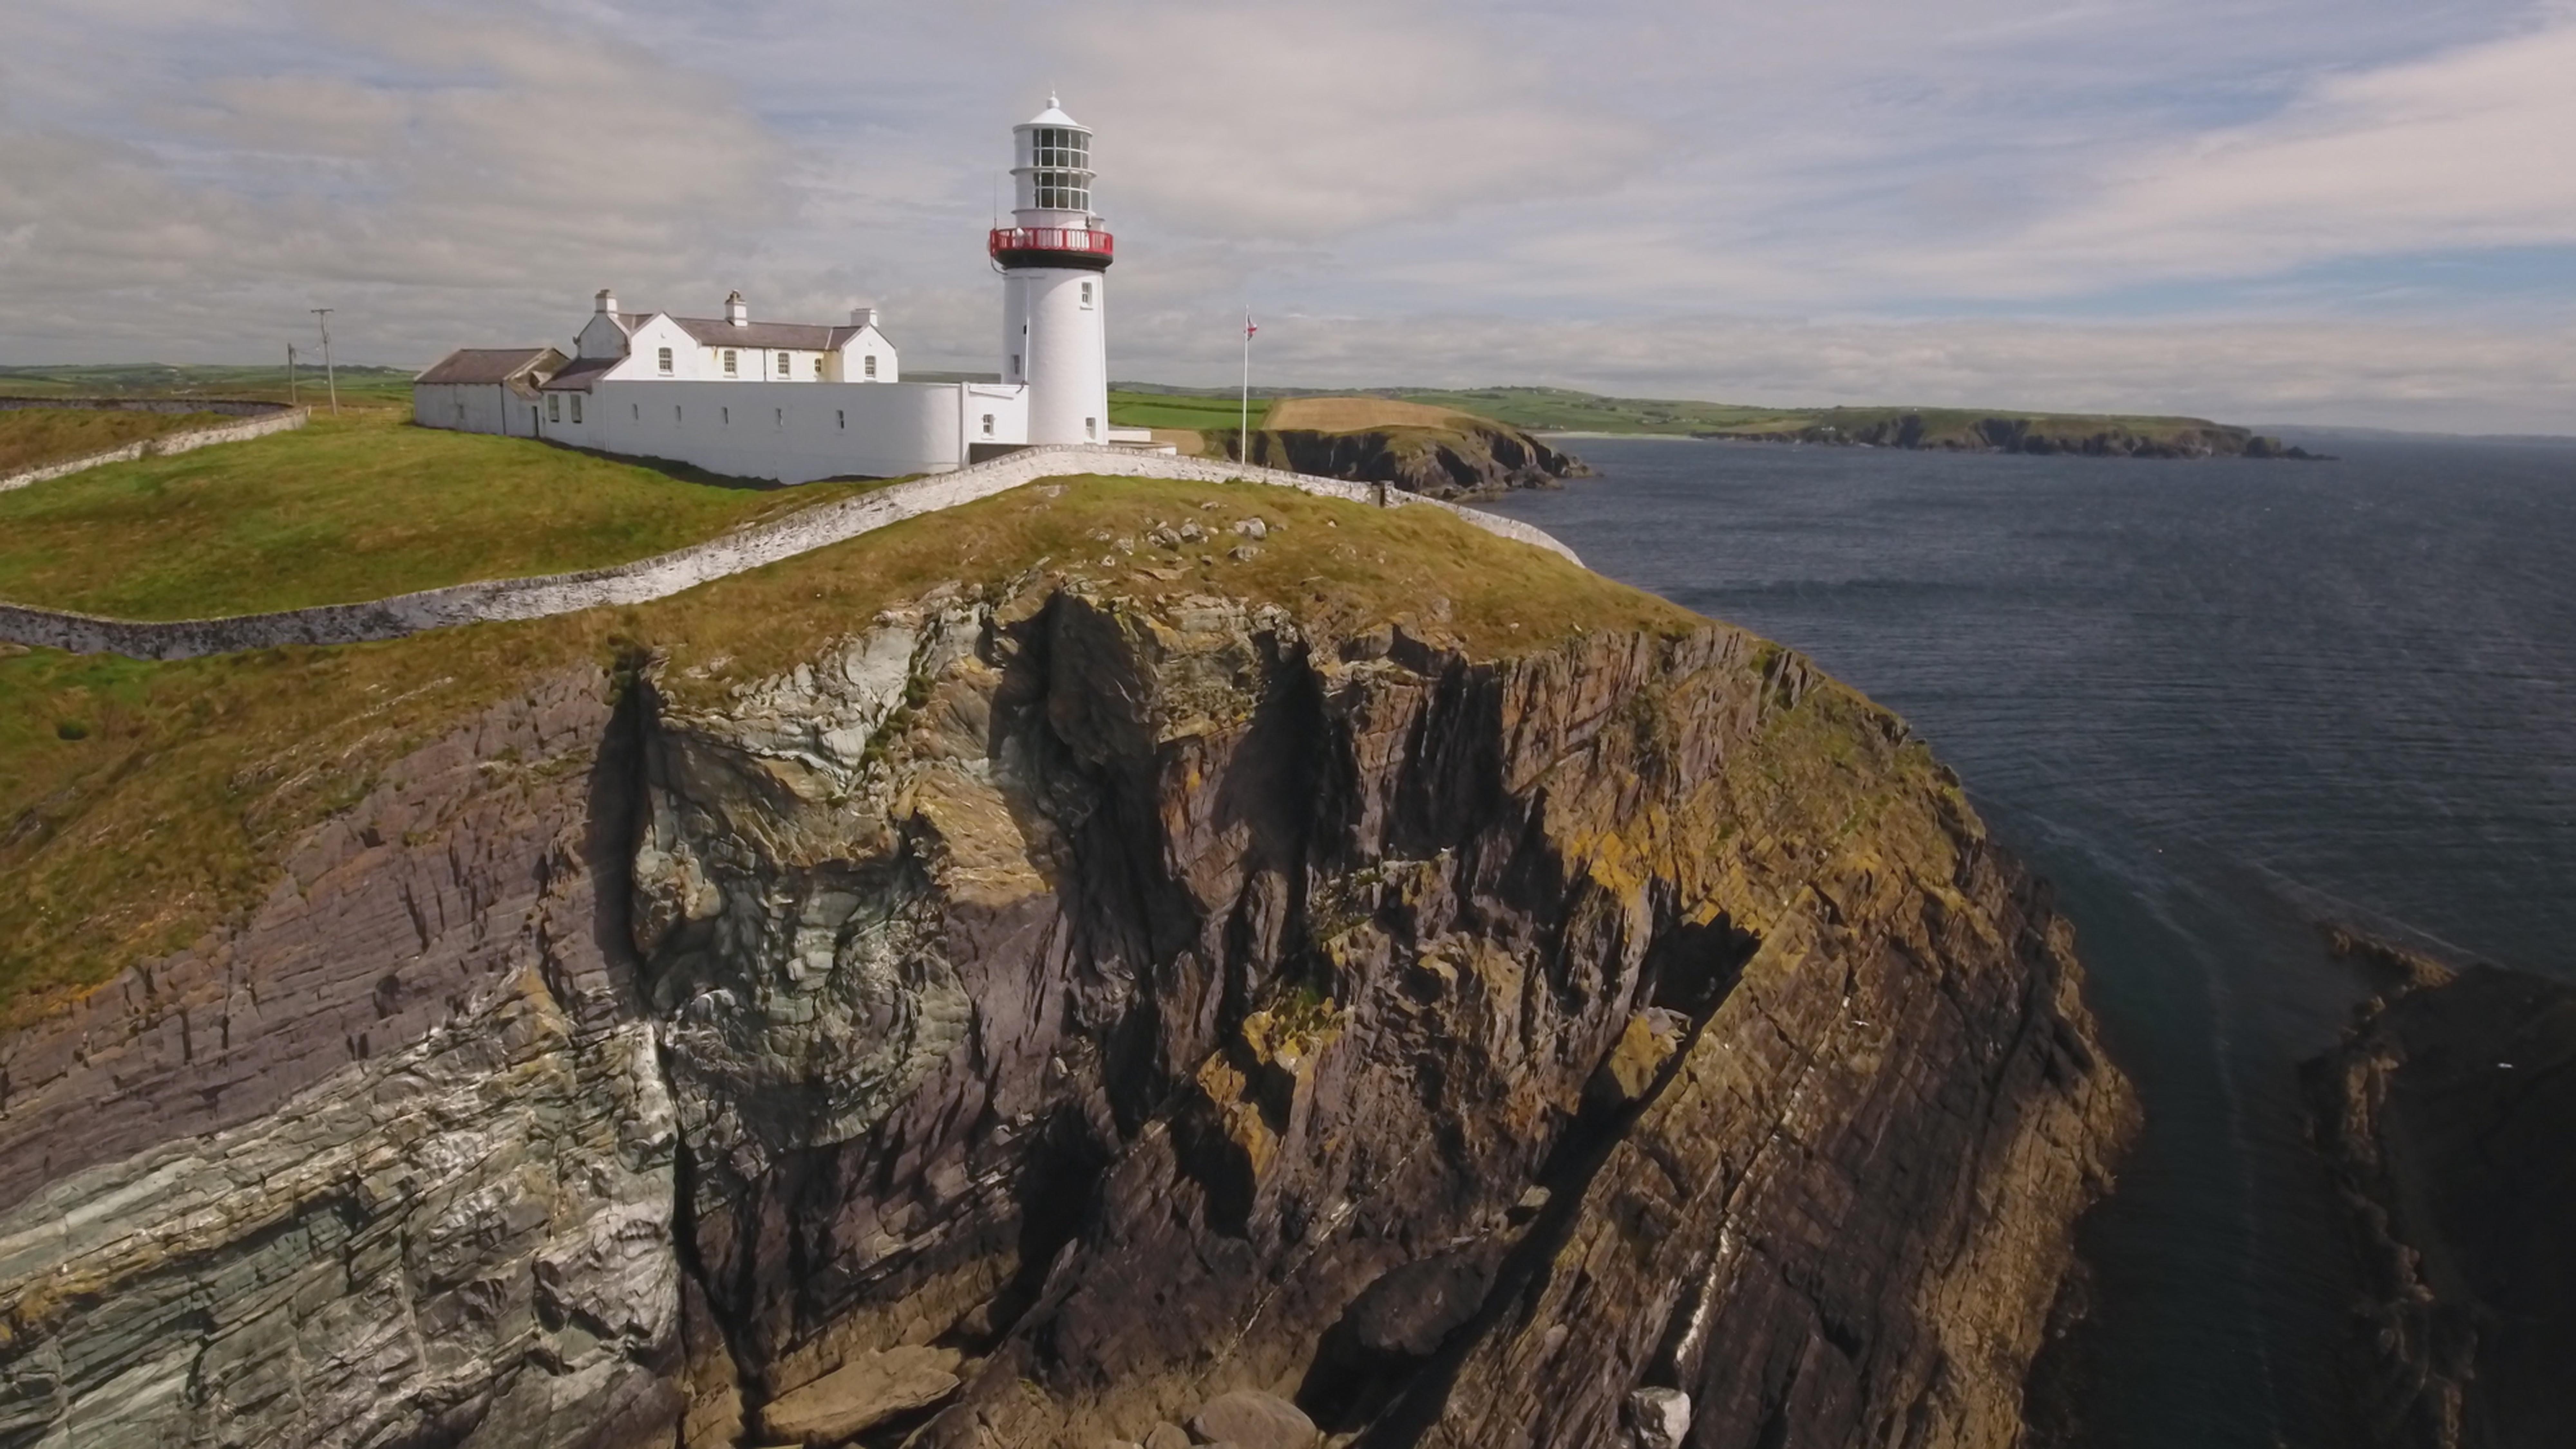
left=310, top=308, right=339, bottom=415
left=287, top=344, right=298, bottom=406
left=1240, top=309, right=1256, bottom=464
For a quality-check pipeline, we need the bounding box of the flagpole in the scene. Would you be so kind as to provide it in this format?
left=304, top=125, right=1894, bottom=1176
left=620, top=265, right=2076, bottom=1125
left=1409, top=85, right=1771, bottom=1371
left=1239, top=309, right=1251, bottom=463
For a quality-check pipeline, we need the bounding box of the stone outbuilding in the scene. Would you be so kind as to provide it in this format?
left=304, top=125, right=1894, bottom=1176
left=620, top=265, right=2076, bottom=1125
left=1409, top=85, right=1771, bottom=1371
left=412, top=347, right=568, bottom=438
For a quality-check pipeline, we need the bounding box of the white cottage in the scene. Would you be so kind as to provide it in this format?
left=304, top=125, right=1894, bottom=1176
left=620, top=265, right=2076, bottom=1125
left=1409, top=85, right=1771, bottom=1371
left=411, top=347, right=567, bottom=438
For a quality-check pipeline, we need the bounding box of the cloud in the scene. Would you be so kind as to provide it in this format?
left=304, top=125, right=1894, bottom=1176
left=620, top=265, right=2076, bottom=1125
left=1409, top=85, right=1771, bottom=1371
left=0, top=0, right=789, bottom=358
left=1928, top=14, right=2576, bottom=293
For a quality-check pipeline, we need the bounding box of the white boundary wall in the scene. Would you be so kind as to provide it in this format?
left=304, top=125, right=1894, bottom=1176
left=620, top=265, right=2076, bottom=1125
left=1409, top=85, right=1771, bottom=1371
left=541, top=379, right=1030, bottom=484
left=0, top=404, right=308, bottom=495
left=0, top=446, right=1581, bottom=661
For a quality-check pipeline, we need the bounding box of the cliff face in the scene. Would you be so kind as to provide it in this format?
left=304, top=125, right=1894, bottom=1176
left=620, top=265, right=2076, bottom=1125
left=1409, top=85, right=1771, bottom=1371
left=1713, top=412, right=2318, bottom=460
left=0, top=494, right=2131, bottom=1449
left=2304, top=959, right=2576, bottom=1449
left=1234, top=421, right=1587, bottom=498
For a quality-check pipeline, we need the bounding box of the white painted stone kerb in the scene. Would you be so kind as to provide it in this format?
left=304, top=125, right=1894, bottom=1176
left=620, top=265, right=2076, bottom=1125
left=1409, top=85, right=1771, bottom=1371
left=0, top=446, right=1583, bottom=661
left=0, top=400, right=308, bottom=495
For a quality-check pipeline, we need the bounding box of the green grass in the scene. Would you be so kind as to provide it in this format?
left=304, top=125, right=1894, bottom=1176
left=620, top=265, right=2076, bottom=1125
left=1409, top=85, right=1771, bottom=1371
left=1107, top=390, right=1274, bottom=431
left=0, top=362, right=418, bottom=407
left=0, top=408, right=878, bottom=620
left=0, top=473, right=1689, bottom=1020
left=0, top=409, right=233, bottom=475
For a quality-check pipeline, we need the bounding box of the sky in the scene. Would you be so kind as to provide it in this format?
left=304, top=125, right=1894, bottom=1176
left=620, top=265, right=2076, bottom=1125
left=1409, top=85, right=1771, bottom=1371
left=5, top=0, right=2574, bottom=432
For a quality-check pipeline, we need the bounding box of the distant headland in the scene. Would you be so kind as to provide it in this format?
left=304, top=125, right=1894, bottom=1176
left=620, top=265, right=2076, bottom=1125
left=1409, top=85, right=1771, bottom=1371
left=1115, top=382, right=2331, bottom=461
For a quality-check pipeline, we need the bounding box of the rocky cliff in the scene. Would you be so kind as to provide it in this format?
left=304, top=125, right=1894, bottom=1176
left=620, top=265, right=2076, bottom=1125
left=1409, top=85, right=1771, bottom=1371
left=2304, top=945, right=2576, bottom=1449
left=0, top=475, right=2131, bottom=1449
left=1712, top=411, right=2321, bottom=460
left=1228, top=421, right=1587, bottom=499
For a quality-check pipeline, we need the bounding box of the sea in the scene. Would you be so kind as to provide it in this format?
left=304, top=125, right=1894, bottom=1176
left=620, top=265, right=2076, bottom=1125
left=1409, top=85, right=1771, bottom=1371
left=1482, top=431, right=2576, bottom=1449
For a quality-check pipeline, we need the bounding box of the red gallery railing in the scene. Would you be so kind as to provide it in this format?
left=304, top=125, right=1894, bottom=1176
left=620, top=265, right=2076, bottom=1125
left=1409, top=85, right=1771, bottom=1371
left=988, top=226, right=1116, bottom=259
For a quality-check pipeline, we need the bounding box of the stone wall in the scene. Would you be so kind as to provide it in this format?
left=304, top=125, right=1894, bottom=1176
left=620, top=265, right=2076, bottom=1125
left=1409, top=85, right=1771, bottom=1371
left=0, top=445, right=1580, bottom=660
left=0, top=400, right=308, bottom=495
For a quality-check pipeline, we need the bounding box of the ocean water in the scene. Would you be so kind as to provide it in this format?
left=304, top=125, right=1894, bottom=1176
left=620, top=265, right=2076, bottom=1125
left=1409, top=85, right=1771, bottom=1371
left=1482, top=433, right=2576, bottom=1448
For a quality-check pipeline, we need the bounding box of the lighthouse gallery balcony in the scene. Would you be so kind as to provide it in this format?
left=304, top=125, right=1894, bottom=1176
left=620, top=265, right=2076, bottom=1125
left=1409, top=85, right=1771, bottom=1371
left=989, top=226, right=1115, bottom=271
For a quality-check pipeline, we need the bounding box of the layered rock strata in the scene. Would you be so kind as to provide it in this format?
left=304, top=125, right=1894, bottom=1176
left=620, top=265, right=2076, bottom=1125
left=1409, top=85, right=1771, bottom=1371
left=0, top=558, right=2132, bottom=1447
left=1234, top=421, right=1586, bottom=498
left=2305, top=954, right=2576, bottom=1449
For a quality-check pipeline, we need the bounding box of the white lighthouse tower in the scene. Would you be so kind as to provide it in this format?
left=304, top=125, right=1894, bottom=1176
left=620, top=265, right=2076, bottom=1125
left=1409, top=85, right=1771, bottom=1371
left=993, top=96, right=1113, bottom=446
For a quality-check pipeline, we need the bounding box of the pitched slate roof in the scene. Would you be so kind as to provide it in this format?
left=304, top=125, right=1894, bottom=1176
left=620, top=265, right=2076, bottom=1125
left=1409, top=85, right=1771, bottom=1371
left=668, top=317, right=867, bottom=351
left=414, top=347, right=565, bottom=386
left=538, top=357, right=621, bottom=393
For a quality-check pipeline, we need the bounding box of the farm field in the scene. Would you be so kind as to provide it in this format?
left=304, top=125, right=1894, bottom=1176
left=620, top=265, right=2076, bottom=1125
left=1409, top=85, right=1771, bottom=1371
left=0, top=409, right=234, bottom=476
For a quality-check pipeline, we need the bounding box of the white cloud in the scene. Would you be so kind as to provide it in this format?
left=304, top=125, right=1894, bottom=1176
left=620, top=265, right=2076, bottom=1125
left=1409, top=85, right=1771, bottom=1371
left=1931, top=15, right=2576, bottom=291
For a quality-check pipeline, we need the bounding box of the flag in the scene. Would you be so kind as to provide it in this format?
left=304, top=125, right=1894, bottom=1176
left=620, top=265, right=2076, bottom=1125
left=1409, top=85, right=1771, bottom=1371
left=1245, top=313, right=1257, bottom=340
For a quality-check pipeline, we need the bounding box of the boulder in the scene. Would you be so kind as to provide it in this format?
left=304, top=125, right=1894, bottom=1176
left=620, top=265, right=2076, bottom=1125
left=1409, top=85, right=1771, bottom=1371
left=1188, top=1388, right=1319, bottom=1449
left=1627, top=1387, right=1691, bottom=1449
left=757, top=1345, right=962, bottom=1445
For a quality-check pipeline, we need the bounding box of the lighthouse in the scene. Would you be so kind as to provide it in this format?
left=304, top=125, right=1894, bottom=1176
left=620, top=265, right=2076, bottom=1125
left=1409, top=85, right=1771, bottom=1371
left=992, top=96, right=1113, bottom=447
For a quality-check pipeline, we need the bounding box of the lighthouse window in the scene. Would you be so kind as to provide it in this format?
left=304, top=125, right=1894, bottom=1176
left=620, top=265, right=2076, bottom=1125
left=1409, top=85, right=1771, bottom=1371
left=723, top=349, right=738, bottom=376
left=864, top=355, right=878, bottom=379
left=1033, top=175, right=1089, bottom=210
left=981, top=413, right=995, bottom=437
left=657, top=347, right=673, bottom=375
left=1085, top=416, right=1098, bottom=440
left=1079, top=281, right=1094, bottom=308
left=1010, top=354, right=1020, bottom=378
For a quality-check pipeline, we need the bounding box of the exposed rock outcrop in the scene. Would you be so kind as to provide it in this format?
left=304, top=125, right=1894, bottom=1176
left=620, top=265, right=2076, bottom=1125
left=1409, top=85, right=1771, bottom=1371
left=1230, top=421, right=1588, bottom=498
left=0, top=487, right=2131, bottom=1448
left=2304, top=952, right=2576, bottom=1449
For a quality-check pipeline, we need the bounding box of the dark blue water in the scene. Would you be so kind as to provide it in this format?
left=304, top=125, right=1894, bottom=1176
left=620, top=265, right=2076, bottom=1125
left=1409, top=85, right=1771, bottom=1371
left=1484, top=434, right=2576, bottom=1449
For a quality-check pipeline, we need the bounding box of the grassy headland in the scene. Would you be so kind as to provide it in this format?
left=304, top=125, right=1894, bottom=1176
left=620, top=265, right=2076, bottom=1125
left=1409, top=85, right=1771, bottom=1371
left=0, top=472, right=1676, bottom=1019
left=1112, top=382, right=2301, bottom=457
left=0, top=409, right=234, bottom=476
left=0, top=408, right=876, bottom=620
left=0, top=362, right=418, bottom=408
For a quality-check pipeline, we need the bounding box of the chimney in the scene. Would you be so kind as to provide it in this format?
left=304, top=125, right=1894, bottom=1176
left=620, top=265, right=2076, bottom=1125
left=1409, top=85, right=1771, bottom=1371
left=725, top=290, right=748, bottom=326
left=595, top=288, right=618, bottom=317
left=849, top=304, right=879, bottom=329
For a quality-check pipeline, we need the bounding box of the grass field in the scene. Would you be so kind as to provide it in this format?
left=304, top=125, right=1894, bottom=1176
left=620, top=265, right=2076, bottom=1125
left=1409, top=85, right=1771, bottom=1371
left=1107, top=390, right=1274, bottom=431
left=0, top=472, right=1681, bottom=1021
left=0, top=362, right=418, bottom=408
left=0, top=409, right=233, bottom=476
left=1263, top=396, right=1475, bottom=432
left=0, top=408, right=877, bottom=620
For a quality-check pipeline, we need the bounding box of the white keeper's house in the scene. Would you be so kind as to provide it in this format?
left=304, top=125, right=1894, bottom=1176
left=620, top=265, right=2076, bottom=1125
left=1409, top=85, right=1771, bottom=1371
left=414, top=97, right=1150, bottom=484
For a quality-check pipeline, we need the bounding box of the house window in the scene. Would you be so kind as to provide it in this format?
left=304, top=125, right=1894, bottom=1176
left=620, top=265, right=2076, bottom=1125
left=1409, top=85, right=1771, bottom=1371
left=1079, top=280, right=1094, bottom=309
left=981, top=413, right=995, bottom=437
left=864, top=355, right=877, bottom=379
left=776, top=352, right=790, bottom=377
left=836, top=409, right=845, bottom=430
left=548, top=395, right=561, bottom=422
left=723, top=349, right=738, bottom=377
left=1085, top=415, right=1097, bottom=440
left=570, top=395, right=583, bottom=424
left=657, top=347, right=673, bottom=374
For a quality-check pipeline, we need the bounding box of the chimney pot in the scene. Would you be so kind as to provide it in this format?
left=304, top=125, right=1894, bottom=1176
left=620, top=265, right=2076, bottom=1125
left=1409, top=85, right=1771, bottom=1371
left=850, top=305, right=879, bottom=328
left=725, top=290, right=747, bottom=326
left=595, top=288, right=617, bottom=317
